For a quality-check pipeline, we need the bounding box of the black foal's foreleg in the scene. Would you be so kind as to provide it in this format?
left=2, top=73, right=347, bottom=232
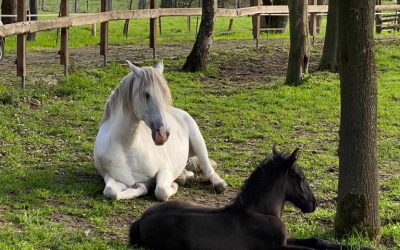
left=129, top=219, right=143, bottom=246
left=287, top=238, right=374, bottom=250
left=275, top=246, right=315, bottom=250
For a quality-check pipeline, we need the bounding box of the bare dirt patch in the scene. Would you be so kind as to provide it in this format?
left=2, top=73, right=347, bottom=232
left=0, top=39, right=323, bottom=88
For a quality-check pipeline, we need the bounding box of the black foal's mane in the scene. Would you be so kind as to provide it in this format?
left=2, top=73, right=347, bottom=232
left=232, top=151, right=290, bottom=208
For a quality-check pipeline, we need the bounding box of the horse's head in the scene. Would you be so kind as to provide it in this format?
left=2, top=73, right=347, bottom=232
left=127, top=60, right=172, bottom=145
left=273, top=147, right=317, bottom=213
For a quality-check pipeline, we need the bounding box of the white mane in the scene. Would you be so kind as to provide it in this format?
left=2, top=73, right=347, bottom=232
left=101, top=67, right=172, bottom=123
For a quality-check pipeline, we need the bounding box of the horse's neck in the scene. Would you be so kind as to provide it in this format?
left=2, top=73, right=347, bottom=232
left=108, top=105, right=140, bottom=144
left=233, top=181, right=286, bottom=217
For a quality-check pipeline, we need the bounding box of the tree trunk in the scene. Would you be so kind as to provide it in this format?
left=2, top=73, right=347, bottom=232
left=0, top=23, right=4, bottom=60
left=1, top=0, right=17, bottom=24
left=182, top=0, right=216, bottom=72
left=318, top=0, right=338, bottom=72
left=286, top=0, right=310, bottom=86
left=375, top=0, right=382, bottom=33
left=334, top=0, right=380, bottom=240
left=27, top=0, right=38, bottom=41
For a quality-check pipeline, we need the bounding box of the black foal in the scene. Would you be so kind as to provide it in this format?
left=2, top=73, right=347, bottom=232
left=130, top=147, right=373, bottom=250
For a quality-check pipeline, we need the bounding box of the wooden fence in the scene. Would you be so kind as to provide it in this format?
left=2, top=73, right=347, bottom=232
left=1, top=4, right=400, bottom=88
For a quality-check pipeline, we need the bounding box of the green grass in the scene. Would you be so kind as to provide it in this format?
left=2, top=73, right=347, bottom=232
left=1, top=37, right=400, bottom=249
left=3, top=16, right=268, bottom=53
left=4, top=13, right=399, bottom=54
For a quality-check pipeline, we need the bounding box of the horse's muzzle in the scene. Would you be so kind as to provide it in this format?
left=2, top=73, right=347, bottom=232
left=153, top=127, right=169, bottom=145
left=302, top=200, right=317, bottom=213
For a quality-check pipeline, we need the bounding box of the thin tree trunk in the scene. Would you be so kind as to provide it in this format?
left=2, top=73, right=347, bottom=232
left=27, top=0, right=38, bottom=41
left=375, top=0, right=382, bottom=33
left=74, top=0, right=79, bottom=13
left=318, top=0, right=338, bottom=72
left=286, top=0, right=310, bottom=86
left=1, top=0, right=17, bottom=24
left=0, top=21, right=4, bottom=61
left=41, top=0, right=46, bottom=11
left=334, top=0, right=380, bottom=240
left=182, top=0, right=216, bottom=72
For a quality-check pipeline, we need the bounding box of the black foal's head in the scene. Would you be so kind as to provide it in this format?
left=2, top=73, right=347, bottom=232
left=273, top=147, right=317, bottom=213
left=234, top=146, right=317, bottom=215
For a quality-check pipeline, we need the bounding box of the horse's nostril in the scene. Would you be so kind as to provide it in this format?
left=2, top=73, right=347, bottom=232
left=166, top=130, right=170, bottom=137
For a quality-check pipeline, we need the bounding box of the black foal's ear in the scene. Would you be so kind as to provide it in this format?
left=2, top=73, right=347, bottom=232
left=287, top=148, right=300, bottom=167
left=272, top=145, right=280, bottom=159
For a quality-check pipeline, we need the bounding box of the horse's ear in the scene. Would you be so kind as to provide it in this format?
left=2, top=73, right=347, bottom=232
left=155, top=59, right=164, bottom=74
left=287, top=148, right=300, bottom=167
left=126, top=60, right=143, bottom=78
left=272, top=145, right=280, bottom=159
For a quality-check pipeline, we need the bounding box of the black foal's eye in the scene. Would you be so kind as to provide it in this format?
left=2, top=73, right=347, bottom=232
left=145, top=92, right=150, bottom=100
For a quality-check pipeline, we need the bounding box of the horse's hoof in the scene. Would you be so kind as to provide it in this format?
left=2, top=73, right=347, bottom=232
left=214, top=181, right=227, bottom=194
left=175, top=177, right=186, bottom=186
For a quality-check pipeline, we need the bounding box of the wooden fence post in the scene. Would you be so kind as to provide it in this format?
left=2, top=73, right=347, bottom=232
left=100, top=0, right=108, bottom=65
left=309, top=0, right=317, bottom=43
left=150, top=0, right=157, bottom=59
left=60, top=0, right=69, bottom=76
left=17, top=0, right=26, bottom=89
left=252, top=0, right=261, bottom=48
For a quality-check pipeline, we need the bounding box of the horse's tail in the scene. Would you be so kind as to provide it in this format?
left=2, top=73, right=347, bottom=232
left=129, top=219, right=143, bottom=246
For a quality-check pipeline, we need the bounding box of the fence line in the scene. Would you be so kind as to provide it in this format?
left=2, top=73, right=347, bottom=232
left=0, top=6, right=332, bottom=37
left=1, top=4, right=400, bottom=88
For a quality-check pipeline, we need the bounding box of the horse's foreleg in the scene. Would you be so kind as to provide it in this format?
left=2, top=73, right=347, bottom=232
left=116, top=183, right=148, bottom=200
left=103, top=175, right=128, bottom=199
left=188, top=124, right=227, bottom=193
left=175, top=169, right=195, bottom=186
left=155, top=169, right=178, bottom=201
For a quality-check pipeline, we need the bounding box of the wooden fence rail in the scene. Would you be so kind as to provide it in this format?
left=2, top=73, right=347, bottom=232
left=0, top=6, right=332, bottom=37
left=2, top=5, right=400, bottom=38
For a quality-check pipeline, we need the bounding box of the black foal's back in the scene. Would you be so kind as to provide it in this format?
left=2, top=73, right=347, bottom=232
left=130, top=200, right=287, bottom=250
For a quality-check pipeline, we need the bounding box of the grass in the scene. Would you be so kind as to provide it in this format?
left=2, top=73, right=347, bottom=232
left=3, top=16, right=291, bottom=53
left=3, top=13, right=399, bottom=54
left=1, top=20, right=400, bottom=250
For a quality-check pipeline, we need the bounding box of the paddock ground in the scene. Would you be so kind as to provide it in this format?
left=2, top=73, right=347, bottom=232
left=0, top=38, right=399, bottom=249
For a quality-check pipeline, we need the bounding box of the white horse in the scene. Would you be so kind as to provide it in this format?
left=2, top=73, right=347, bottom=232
left=94, top=60, right=227, bottom=201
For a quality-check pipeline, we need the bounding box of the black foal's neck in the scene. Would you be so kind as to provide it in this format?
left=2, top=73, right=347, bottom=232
left=232, top=156, right=289, bottom=217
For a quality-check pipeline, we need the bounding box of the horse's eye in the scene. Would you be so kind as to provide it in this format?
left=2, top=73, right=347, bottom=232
left=145, top=92, right=150, bottom=100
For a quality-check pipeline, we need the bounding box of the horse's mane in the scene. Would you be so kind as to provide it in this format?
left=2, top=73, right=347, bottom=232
left=101, top=67, right=172, bottom=123
left=232, top=151, right=289, bottom=208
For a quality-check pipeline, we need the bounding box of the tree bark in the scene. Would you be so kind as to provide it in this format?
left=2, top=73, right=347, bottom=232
left=334, top=0, right=380, bottom=240
left=375, top=0, right=382, bottom=33
left=182, top=0, right=216, bottom=72
left=318, top=0, right=338, bottom=72
left=285, top=0, right=310, bottom=86
left=27, top=0, right=38, bottom=41
left=1, top=0, right=17, bottom=24
left=0, top=22, right=4, bottom=60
